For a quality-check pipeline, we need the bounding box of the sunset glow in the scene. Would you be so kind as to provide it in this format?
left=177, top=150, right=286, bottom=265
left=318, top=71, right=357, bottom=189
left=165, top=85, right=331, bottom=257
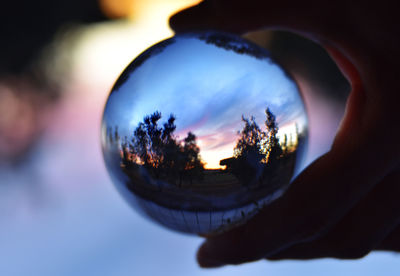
left=198, top=139, right=236, bottom=169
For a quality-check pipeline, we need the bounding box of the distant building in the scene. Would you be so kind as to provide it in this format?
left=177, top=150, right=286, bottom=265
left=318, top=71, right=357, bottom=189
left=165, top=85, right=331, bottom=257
left=219, top=157, right=235, bottom=169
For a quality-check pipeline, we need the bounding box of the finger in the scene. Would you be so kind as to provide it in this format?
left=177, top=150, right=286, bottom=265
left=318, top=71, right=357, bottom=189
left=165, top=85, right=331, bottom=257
left=169, top=0, right=332, bottom=37
left=266, top=169, right=400, bottom=260
left=169, top=0, right=257, bottom=35
left=169, top=1, right=228, bottom=34
left=197, top=143, right=395, bottom=268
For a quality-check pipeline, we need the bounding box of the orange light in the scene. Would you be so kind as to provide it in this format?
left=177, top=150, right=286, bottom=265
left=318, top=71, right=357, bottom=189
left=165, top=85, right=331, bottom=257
left=99, top=0, right=136, bottom=19
left=99, top=0, right=202, bottom=19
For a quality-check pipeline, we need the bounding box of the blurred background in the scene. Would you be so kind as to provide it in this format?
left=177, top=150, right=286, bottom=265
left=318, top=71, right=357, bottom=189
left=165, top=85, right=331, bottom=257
left=0, top=0, right=397, bottom=275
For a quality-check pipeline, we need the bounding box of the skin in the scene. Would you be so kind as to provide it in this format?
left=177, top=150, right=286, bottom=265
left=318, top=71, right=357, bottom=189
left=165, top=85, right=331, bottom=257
left=169, top=0, right=400, bottom=268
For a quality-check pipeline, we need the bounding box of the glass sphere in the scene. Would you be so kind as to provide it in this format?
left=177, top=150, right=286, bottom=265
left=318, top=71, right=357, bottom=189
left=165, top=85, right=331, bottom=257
left=101, top=32, right=308, bottom=235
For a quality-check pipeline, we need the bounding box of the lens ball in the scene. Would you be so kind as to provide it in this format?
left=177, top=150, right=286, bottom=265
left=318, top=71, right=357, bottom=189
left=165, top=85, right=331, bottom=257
left=101, top=32, right=308, bottom=235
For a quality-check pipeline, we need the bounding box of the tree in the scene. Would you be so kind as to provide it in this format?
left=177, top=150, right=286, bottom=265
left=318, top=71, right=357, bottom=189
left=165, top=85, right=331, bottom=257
left=181, top=132, right=204, bottom=184
left=126, top=111, right=204, bottom=186
left=225, top=108, right=284, bottom=186
left=233, top=108, right=282, bottom=166
left=265, top=108, right=283, bottom=164
left=233, top=115, right=268, bottom=164
left=229, top=115, right=268, bottom=185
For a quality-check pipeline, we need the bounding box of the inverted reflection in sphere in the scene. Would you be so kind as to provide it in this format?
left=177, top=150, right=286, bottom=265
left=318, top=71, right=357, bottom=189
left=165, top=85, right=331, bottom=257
left=101, top=32, right=308, bottom=235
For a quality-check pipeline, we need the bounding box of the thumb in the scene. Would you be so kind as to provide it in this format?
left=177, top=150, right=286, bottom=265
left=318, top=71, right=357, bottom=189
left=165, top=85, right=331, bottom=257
left=197, top=138, right=391, bottom=267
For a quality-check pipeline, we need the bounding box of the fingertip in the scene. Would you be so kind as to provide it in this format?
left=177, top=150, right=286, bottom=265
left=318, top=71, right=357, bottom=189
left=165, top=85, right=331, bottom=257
left=168, top=9, right=190, bottom=33
left=169, top=1, right=216, bottom=33
left=197, top=241, right=225, bottom=268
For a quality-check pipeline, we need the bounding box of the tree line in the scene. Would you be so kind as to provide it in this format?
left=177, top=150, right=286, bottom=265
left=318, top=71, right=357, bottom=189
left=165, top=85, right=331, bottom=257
left=107, top=108, right=296, bottom=187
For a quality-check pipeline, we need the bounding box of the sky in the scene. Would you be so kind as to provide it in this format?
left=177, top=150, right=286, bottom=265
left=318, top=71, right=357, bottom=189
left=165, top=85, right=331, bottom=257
left=103, top=34, right=307, bottom=168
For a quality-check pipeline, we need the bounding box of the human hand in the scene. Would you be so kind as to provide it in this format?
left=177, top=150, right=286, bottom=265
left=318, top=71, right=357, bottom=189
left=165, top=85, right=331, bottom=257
left=169, top=0, right=400, bottom=268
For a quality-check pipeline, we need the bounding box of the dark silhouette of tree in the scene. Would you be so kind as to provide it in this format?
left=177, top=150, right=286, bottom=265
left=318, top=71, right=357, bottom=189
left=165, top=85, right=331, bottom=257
left=221, top=108, right=285, bottom=186
left=282, top=134, right=288, bottom=155
left=264, top=108, right=283, bottom=166
left=233, top=115, right=268, bottom=164
left=181, top=132, right=204, bottom=183
left=121, top=136, right=131, bottom=167
left=233, top=108, right=283, bottom=164
left=124, top=111, right=204, bottom=186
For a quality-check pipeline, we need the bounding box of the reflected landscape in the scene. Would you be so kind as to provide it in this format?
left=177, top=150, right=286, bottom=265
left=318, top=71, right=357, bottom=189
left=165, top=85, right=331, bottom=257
left=101, top=32, right=308, bottom=235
